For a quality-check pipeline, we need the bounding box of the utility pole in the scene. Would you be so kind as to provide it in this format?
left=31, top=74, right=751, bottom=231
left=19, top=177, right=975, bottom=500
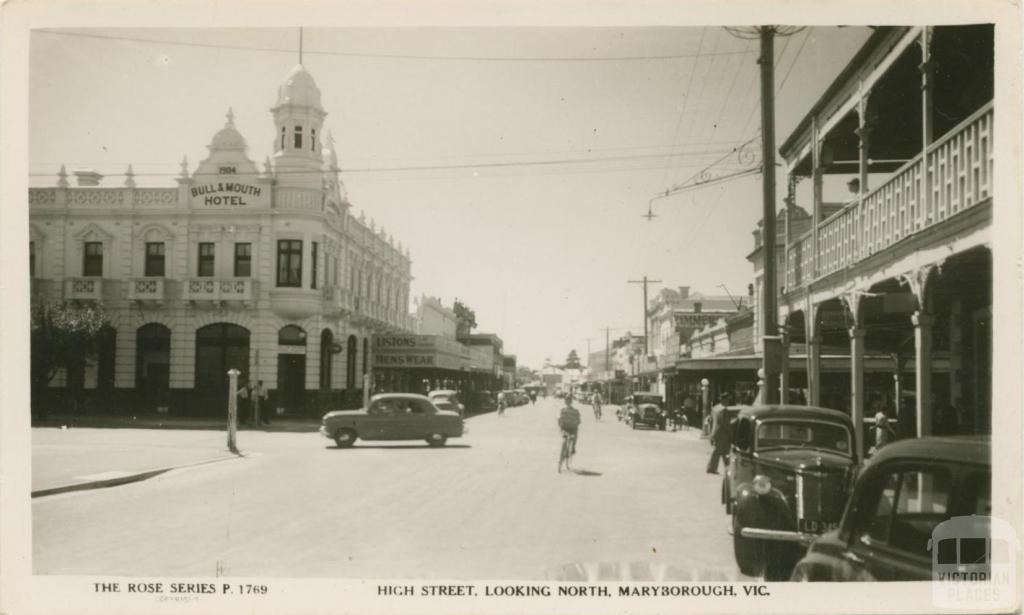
left=628, top=276, right=662, bottom=356
left=758, top=27, right=781, bottom=405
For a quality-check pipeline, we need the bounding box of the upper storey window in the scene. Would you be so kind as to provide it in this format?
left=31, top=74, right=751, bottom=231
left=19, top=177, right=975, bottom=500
left=293, top=126, right=303, bottom=150
left=280, top=126, right=286, bottom=150
left=311, top=128, right=317, bottom=152
left=277, top=240, right=302, bottom=288
left=83, top=242, right=103, bottom=277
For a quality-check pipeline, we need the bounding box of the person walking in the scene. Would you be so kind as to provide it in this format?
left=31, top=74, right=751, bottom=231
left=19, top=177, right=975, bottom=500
left=237, top=381, right=252, bottom=426
left=255, top=380, right=270, bottom=426
left=706, top=392, right=733, bottom=474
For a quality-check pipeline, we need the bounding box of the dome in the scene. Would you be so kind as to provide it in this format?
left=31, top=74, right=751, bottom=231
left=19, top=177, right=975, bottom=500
left=275, top=64, right=323, bottom=109
left=209, top=108, right=247, bottom=151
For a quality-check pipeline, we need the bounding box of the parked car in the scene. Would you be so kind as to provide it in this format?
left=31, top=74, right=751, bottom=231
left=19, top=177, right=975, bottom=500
left=428, top=389, right=465, bottom=417
left=626, top=393, right=667, bottom=430
left=471, top=390, right=497, bottom=413
left=790, top=436, right=991, bottom=582
left=320, top=393, right=464, bottom=448
left=724, top=405, right=858, bottom=580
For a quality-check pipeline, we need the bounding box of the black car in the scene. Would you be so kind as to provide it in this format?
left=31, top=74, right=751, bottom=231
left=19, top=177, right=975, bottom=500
left=790, top=436, right=991, bottom=581
left=626, top=393, right=667, bottom=430
left=723, top=405, right=858, bottom=580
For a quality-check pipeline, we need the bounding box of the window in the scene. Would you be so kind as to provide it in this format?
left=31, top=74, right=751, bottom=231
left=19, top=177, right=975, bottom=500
left=145, top=242, right=165, bottom=277
left=83, top=241, right=103, bottom=277
left=197, top=243, right=215, bottom=277
left=234, top=243, right=251, bottom=277
left=280, top=126, right=286, bottom=150
left=278, top=325, right=307, bottom=346
left=858, top=467, right=952, bottom=559
left=276, top=239, right=302, bottom=287
left=29, top=241, right=35, bottom=277
left=311, top=242, right=319, bottom=289
left=293, top=125, right=303, bottom=149
left=311, top=128, right=317, bottom=152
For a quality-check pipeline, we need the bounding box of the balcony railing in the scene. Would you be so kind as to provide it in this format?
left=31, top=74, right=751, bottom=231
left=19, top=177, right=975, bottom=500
left=787, top=102, right=993, bottom=288
left=183, top=278, right=255, bottom=303
left=127, top=278, right=165, bottom=303
left=63, top=277, right=104, bottom=301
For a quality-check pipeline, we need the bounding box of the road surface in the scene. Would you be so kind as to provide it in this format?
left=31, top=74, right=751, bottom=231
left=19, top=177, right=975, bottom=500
left=33, top=397, right=750, bottom=581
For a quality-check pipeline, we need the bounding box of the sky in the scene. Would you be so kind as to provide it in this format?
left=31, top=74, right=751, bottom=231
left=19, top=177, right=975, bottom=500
left=29, top=26, right=872, bottom=369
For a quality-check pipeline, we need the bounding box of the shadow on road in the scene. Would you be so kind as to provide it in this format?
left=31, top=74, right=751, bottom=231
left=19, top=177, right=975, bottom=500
left=326, top=444, right=472, bottom=450
left=567, top=467, right=602, bottom=477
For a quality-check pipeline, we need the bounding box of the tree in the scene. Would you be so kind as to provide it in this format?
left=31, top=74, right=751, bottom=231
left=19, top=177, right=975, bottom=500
left=516, top=366, right=538, bottom=383
left=31, top=301, right=109, bottom=415
left=564, top=349, right=582, bottom=369
left=453, top=298, right=477, bottom=337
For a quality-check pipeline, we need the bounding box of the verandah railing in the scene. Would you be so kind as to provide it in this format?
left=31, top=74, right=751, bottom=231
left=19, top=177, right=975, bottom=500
left=786, top=102, right=992, bottom=288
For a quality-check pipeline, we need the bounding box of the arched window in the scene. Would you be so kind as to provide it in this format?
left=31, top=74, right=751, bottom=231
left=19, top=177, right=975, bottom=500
left=362, top=338, right=369, bottom=377
left=280, top=126, right=286, bottom=150
left=346, top=335, right=358, bottom=389
left=293, top=125, right=303, bottom=149
left=320, top=329, right=334, bottom=389
left=278, top=325, right=307, bottom=346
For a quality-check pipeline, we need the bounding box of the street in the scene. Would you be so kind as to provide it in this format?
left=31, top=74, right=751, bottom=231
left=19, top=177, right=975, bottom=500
left=33, top=397, right=750, bottom=581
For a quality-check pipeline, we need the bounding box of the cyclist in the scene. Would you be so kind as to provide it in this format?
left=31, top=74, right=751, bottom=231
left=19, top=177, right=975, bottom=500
left=558, top=396, right=582, bottom=467
left=591, top=391, right=603, bottom=421
left=497, top=391, right=506, bottom=417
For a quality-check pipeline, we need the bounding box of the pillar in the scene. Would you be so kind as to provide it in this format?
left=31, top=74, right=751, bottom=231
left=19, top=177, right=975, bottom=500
left=850, top=327, right=866, bottom=456
left=912, top=311, right=934, bottom=436
left=807, top=335, right=822, bottom=406
left=919, top=27, right=935, bottom=226
left=779, top=327, right=790, bottom=404
left=810, top=117, right=823, bottom=279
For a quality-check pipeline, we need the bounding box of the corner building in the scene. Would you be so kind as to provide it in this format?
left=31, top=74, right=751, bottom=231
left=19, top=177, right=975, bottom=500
left=29, top=65, right=415, bottom=417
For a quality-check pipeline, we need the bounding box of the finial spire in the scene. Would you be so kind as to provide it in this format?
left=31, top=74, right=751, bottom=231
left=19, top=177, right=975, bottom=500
left=57, top=164, right=69, bottom=188
left=125, top=164, right=136, bottom=188
left=226, top=107, right=235, bottom=126
left=299, top=27, right=304, bottom=64
left=178, top=156, right=189, bottom=178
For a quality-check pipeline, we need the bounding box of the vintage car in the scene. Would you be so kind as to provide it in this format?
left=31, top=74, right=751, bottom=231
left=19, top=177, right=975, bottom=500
left=428, top=389, right=465, bottom=417
left=723, top=405, right=858, bottom=580
left=320, top=393, right=464, bottom=448
left=626, top=393, right=667, bottom=430
left=790, top=436, right=991, bottom=582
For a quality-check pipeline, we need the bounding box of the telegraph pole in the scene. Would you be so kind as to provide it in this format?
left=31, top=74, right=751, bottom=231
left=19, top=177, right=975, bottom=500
left=759, top=27, right=780, bottom=405
left=628, top=276, right=662, bottom=356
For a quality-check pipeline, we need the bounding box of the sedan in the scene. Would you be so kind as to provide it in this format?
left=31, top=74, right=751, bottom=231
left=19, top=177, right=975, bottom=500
left=320, top=393, right=465, bottom=448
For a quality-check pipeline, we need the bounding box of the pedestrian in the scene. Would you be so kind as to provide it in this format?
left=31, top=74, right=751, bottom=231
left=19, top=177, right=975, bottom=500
left=255, top=380, right=270, bottom=426
left=237, top=381, right=251, bottom=426
left=497, top=390, right=506, bottom=417
left=706, top=392, right=733, bottom=474
left=868, top=410, right=896, bottom=456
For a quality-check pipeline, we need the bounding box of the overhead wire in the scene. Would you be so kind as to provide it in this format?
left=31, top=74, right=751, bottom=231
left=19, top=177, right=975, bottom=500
left=36, top=28, right=756, bottom=63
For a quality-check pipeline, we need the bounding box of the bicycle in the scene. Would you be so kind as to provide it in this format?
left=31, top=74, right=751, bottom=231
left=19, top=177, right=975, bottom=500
left=593, top=403, right=602, bottom=421
left=558, top=430, right=576, bottom=473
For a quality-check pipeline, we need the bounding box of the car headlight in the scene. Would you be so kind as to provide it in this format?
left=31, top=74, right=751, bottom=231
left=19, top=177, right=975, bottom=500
left=752, top=474, right=772, bottom=496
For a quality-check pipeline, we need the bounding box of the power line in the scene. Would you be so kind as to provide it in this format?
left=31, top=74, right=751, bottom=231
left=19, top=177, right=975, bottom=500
left=37, top=28, right=757, bottom=63
left=656, top=27, right=707, bottom=190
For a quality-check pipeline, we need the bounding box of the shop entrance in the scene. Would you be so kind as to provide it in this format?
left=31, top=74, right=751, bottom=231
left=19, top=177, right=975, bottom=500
left=277, top=354, right=306, bottom=415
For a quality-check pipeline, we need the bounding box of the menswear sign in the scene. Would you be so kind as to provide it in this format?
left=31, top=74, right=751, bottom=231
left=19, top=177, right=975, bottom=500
left=373, top=335, right=470, bottom=371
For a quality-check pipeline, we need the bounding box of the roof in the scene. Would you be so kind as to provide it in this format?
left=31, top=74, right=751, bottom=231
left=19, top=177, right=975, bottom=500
left=779, top=27, right=908, bottom=160
left=866, top=435, right=990, bottom=467
left=738, top=404, right=854, bottom=427
left=274, top=64, right=324, bottom=110
left=371, top=393, right=432, bottom=402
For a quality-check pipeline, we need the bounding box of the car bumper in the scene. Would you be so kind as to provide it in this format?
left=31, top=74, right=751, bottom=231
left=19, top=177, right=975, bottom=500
left=740, top=527, right=817, bottom=546
left=319, top=425, right=330, bottom=438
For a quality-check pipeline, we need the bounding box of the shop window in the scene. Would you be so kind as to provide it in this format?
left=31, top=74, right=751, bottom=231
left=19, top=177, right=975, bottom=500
left=234, top=243, right=251, bottom=277
left=276, top=239, right=302, bottom=287
left=197, top=242, right=215, bottom=277
left=83, top=241, right=103, bottom=277
left=145, top=242, right=165, bottom=277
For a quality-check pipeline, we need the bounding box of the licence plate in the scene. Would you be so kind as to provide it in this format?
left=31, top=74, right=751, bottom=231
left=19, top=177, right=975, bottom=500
left=797, top=519, right=840, bottom=534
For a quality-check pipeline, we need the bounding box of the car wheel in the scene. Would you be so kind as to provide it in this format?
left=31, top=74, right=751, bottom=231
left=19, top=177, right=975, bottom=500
left=790, top=563, right=813, bottom=582
left=333, top=428, right=357, bottom=448
left=426, top=433, right=448, bottom=447
left=732, top=515, right=764, bottom=577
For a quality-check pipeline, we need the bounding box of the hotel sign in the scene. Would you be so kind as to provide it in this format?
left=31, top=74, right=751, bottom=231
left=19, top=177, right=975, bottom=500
left=190, top=182, right=265, bottom=207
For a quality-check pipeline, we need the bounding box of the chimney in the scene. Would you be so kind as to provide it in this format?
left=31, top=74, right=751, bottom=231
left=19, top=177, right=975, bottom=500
left=73, top=169, right=104, bottom=186
left=678, top=286, right=690, bottom=298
